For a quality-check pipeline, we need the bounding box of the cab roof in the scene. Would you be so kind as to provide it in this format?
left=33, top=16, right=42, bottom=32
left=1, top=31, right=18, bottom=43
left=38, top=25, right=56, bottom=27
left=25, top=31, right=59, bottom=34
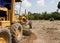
left=15, top=0, right=22, bottom=2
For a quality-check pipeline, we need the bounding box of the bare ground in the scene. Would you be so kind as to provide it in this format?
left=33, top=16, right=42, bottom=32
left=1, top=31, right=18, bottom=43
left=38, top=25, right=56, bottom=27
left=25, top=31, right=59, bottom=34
left=19, top=20, right=60, bottom=43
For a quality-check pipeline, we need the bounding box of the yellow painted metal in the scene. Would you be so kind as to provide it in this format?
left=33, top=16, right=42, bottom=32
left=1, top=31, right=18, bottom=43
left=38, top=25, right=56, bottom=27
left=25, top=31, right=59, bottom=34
left=0, top=34, right=8, bottom=43
left=10, top=0, right=22, bottom=23
left=10, top=0, right=15, bottom=23
left=0, top=7, right=8, bottom=11
left=0, top=21, right=10, bottom=27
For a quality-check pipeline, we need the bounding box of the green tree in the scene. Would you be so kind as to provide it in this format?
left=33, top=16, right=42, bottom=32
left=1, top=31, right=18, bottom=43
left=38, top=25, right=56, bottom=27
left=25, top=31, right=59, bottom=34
left=51, top=12, right=60, bottom=20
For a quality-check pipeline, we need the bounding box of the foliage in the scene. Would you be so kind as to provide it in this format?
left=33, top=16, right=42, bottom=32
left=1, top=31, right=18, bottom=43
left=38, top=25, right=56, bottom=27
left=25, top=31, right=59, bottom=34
left=27, top=11, right=60, bottom=20
left=27, top=1, right=60, bottom=20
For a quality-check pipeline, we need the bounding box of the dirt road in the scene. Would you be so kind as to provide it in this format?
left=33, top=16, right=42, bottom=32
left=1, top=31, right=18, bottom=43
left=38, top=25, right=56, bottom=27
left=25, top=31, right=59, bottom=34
left=19, top=20, right=60, bottom=43
left=32, top=20, right=60, bottom=43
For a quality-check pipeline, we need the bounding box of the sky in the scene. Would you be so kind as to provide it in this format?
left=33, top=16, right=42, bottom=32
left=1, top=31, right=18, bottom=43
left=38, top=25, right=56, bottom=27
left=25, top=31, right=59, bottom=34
left=15, top=0, right=60, bottom=14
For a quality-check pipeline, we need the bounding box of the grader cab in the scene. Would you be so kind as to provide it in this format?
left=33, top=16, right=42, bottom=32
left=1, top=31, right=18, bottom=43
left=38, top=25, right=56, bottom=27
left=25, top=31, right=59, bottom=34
left=0, top=7, right=10, bottom=26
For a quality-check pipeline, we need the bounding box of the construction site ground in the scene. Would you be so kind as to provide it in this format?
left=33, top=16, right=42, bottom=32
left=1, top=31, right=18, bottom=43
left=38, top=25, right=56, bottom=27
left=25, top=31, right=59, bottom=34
left=19, top=20, right=60, bottom=43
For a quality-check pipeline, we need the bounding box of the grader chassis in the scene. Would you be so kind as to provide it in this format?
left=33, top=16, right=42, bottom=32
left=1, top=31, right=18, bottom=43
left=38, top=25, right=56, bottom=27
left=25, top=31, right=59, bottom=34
left=0, top=0, right=32, bottom=43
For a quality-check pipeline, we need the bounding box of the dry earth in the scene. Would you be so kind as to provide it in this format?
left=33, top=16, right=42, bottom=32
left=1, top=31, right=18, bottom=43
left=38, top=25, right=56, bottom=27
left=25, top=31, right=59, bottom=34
left=19, top=20, right=60, bottom=43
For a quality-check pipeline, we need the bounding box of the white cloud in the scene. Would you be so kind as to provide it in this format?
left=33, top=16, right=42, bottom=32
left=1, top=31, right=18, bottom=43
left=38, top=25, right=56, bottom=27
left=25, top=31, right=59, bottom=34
left=15, top=4, right=25, bottom=14
left=50, top=0, right=55, bottom=4
left=37, top=0, right=45, bottom=6
left=15, top=0, right=31, bottom=14
left=15, top=5, right=20, bottom=10
left=22, top=0, right=32, bottom=8
left=21, top=7, right=25, bottom=13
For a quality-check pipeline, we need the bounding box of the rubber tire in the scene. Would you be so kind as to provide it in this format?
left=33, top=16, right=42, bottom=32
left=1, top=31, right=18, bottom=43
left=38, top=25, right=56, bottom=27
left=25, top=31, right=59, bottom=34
left=29, top=20, right=32, bottom=29
left=11, top=23, right=23, bottom=43
left=0, top=26, right=11, bottom=43
left=23, top=30, right=32, bottom=36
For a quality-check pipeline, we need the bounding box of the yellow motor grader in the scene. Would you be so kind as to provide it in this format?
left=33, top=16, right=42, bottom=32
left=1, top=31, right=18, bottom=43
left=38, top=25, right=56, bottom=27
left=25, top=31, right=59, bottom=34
left=0, top=0, right=32, bottom=43
left=0, top=0, right=24, bottom=43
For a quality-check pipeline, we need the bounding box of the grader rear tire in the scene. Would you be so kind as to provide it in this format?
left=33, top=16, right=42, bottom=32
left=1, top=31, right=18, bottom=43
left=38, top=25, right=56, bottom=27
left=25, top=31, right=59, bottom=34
left=0, top=27, right=11, bottom=43
left=11, top=23, right=23, bottom=43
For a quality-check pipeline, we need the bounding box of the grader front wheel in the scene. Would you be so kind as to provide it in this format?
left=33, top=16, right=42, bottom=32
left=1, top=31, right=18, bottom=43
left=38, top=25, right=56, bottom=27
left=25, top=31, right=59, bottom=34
left=11, top=23, right=23, bottom=43
left=0, top=27, right=11, bottom=43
